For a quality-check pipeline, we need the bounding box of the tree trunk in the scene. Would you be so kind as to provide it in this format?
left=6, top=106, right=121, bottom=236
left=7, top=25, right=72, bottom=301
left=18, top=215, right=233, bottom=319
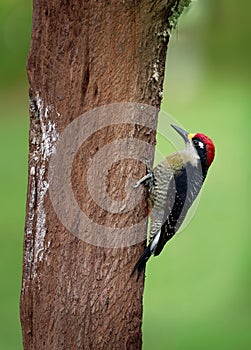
left=20, top=1, right=190, bottom=349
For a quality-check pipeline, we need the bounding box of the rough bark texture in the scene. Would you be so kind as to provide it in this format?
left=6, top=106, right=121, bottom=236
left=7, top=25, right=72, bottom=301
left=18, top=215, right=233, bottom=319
left=21, top=1, right=190, bottom=349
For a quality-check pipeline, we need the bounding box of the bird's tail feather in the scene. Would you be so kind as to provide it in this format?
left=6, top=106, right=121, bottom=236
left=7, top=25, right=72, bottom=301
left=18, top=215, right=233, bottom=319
left=130, top=245, right=152, bottom=281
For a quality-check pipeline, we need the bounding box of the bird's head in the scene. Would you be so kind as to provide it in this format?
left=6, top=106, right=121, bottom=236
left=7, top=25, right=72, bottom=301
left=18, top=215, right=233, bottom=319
left=171, top=124, right=215, bottom=168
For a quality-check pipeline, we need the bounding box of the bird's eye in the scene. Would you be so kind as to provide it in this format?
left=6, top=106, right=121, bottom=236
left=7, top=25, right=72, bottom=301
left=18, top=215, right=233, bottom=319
left=193, top=139, right=199, bottom=146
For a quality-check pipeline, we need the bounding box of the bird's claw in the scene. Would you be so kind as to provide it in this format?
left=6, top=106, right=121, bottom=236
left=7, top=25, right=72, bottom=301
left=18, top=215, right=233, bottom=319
left=133, top=158, right=153, bottom=188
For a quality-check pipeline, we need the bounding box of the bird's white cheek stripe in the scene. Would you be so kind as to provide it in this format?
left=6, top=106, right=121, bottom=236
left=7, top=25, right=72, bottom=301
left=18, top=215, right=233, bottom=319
left=198, top=141, right=204, bottom=149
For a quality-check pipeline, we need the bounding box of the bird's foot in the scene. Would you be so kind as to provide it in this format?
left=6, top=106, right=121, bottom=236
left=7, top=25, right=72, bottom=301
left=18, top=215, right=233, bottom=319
left=133, top=158, right=153, bottom=188
left=133, top=173, right=152, bottom=188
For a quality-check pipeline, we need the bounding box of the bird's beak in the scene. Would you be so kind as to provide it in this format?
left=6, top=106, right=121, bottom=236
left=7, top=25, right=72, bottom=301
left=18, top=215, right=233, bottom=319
left=171, top=124, right=192, bottom=143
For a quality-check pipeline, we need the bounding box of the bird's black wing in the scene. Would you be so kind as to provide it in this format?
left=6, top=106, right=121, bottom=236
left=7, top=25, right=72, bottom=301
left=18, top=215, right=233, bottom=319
left=154, top=163, right=204, bottom=256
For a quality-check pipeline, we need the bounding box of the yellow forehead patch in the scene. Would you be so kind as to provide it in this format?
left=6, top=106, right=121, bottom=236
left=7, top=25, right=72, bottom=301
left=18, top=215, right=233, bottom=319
left=188, top=133, right=195, bottom=139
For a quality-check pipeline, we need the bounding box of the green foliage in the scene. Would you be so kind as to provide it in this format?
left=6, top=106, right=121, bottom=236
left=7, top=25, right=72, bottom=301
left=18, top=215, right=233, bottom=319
left=0, top=91, right=29, bottom=349
left=0, top=0, right=32, bottom=87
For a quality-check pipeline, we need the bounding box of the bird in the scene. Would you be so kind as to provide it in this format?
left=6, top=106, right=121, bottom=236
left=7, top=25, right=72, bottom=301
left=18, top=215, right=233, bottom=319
left=131, top=124, right=215, bottom=280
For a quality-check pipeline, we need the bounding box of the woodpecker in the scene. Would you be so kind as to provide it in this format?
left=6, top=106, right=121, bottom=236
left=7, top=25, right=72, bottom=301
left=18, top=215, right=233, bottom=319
left=131, top=124, right=215, bottom=280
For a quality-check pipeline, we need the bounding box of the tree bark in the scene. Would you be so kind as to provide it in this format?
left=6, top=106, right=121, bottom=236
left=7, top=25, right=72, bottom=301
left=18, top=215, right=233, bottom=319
left=21, top=1, right=190, bottom=349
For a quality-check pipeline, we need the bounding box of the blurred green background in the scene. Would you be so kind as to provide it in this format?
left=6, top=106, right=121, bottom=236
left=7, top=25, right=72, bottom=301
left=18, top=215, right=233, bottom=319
left=0, top=0, right=250, bottom=349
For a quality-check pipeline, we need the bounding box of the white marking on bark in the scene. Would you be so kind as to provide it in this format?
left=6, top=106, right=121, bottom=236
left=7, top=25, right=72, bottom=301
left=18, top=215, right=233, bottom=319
left=26, top=171, right=36, bottom=264
left=29, top=93, right=59, bottom=264
left=30, top=166, right=35, bottom=175
left=34, top=164, right=49, bottom=263
left=152, top=62, right=159, bottom=82
left=157, top=29, right=169, bottom=41
left=42, top=105, right=58, bottom=160
left=159, top=90, right=163, bottom=98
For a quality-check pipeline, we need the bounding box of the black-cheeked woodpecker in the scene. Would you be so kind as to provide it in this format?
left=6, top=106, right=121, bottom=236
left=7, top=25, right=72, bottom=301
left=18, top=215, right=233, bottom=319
left=131, top=124, right=215, bottom=280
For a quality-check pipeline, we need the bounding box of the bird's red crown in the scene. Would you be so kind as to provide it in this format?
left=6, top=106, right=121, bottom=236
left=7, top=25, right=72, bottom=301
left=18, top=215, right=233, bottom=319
left=194, top=133, right=215, bottom=167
